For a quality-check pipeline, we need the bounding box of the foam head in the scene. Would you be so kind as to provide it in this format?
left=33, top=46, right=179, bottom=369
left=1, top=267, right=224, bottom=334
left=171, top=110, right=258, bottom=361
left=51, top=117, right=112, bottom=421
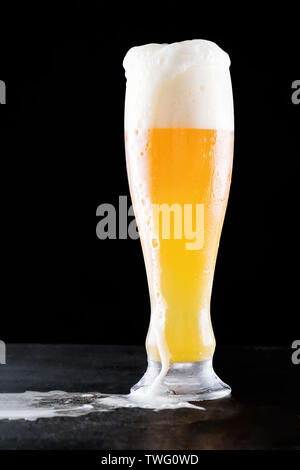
left=123, top=39, right=234, bottom=131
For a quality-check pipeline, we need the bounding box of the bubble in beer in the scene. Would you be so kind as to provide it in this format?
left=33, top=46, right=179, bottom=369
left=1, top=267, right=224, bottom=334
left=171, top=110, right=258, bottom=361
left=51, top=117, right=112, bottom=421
left=152, top=238, right=158, bottom=248
left=157, top=311, right=164, bottom=321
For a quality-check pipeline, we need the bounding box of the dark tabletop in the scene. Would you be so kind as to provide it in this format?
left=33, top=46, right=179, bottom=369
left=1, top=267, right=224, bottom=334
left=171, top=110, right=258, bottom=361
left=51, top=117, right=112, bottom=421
left=0, top=344, right=299, bottom=450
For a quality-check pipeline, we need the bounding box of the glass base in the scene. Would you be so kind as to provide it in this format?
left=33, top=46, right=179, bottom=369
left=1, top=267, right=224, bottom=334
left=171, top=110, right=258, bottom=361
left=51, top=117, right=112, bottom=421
left=131, top=359, right=231, bottom=401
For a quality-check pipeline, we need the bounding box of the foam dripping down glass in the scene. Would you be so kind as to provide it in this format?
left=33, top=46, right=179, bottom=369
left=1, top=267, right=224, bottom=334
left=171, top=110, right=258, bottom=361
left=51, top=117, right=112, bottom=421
left=123, top=40, right=234, bottom=400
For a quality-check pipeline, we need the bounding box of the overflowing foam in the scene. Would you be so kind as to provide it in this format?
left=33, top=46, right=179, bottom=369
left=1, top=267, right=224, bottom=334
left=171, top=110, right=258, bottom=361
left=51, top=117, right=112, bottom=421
left=0, top=391, right=204, bottom=421
left=123, top=39, right=234, bottom=131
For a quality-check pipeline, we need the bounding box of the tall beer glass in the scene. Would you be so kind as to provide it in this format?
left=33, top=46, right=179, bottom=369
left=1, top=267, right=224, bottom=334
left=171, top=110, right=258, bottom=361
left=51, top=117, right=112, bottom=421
left=124, top=40, right=234, bottom=400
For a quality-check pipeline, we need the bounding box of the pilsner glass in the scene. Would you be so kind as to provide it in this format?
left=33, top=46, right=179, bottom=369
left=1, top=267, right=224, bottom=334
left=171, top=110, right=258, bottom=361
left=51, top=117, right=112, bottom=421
left=124, top=40, right=234, bottom=400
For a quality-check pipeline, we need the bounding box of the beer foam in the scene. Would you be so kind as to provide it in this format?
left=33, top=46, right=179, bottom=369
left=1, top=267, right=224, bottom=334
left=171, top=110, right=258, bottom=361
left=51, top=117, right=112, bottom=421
left=0, top=391, right=203, bottom=420
left=123, top=39, right=234, bottom=131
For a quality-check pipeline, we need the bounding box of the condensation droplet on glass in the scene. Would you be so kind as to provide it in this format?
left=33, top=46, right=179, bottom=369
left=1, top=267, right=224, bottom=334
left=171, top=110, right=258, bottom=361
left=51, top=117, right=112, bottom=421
left=152, top=238, right=158, bottom=248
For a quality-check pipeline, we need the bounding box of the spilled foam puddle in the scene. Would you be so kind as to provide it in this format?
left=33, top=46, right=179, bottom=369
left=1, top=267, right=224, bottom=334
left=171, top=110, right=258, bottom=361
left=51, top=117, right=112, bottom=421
left=0, top=390, right=204, bottom=421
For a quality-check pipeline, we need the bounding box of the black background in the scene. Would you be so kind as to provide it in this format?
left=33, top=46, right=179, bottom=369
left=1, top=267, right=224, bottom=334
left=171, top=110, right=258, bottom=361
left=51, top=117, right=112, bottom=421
left=1, top=2, right=299, bottom=347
